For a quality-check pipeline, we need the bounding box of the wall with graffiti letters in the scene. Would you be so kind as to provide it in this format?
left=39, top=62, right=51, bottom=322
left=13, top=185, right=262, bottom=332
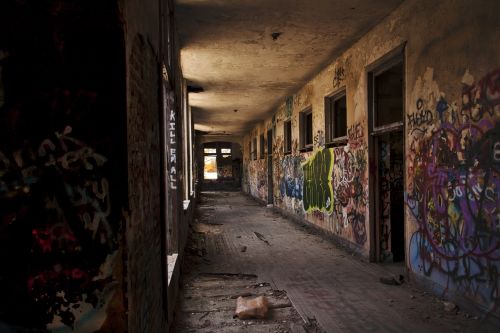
left=244, top=123, right=272, bottom=202
left=328, top=130, right=368, bottom=247
left=243, top=77, right=370, bottom=250
left=241, top=0, right=500, bottom=317
left=0, top=1, right=128, bottom=331
left=407, top=68, right=500, bottom=316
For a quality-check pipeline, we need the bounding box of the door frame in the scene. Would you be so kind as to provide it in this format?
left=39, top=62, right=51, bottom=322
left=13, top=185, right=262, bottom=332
left=367, top=44, right=406, bottom=263
left=267, top=129, right=274, bottom=205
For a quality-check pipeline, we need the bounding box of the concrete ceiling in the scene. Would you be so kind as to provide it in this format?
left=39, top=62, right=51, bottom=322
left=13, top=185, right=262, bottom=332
left=175, top=0, right=403, bottom=136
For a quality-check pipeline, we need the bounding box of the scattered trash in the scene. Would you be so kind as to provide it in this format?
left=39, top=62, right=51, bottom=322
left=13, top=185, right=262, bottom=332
left=443, top=301, right=457, bottom=312
left=379, top=275, right=405, bottom=285
left=199, top=312, right=210, bottom=321
left=234, top=296, right=269, bottom=319
left=240, top=246, right=247, bottom=252
left=254, top=232, right=271, bottom=246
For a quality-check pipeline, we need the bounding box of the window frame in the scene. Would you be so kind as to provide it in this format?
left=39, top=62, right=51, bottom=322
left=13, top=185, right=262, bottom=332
left=252, top=137, right=257, bottom=160
left=284, top=120, right=292, bottom=155
left=325, top=90, right=348, bottom=146
left=259, top=134, right=265, bottom=159
left=299, top=107, right=313, bottom=151
left=370, top=55, right=404, bottom=134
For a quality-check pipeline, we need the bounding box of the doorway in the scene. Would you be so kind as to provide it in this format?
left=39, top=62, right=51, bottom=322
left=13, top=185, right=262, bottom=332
left=267, top=129, right=274, bottom=205
left=369, top=52, right=405, bottom=263
left=201, top=142, right=242, bottom=191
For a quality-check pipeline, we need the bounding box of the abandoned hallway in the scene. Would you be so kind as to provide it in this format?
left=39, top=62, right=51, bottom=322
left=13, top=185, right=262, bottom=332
left=1, top=0, right=500, bottom=332
left=173, top=192, right=495, bottom=333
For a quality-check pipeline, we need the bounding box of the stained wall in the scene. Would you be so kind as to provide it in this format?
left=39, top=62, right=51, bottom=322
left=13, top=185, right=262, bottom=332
left=242, top=0, right=500, bottom=318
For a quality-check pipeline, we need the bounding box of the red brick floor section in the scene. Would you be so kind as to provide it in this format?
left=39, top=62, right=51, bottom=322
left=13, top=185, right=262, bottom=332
left=178, top=191, right=495, bottom=333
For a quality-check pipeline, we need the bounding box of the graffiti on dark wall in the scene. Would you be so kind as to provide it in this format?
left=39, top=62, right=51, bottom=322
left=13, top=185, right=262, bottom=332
left=379, top=141, right=391, bottom=257
left=0, top=2, right=126, bottom=330
left=302, top=148, right=334, bottom=213
left=407, top=69, right=500, bottom=310
left=279, top=155, right=304, bottom=200
left=0, top=126, right=119, bottom=330
left=169, top=106, right=177, bottom=189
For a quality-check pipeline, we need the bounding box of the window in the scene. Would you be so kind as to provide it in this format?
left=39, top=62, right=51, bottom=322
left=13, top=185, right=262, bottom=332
left=203, top=143, right=233, bottom=180
left=221, top=148, right=231, bottom=158
left=325, top=92, right=347, bottom=144
left=204, top=146, right=218, bottom=180
left=299, top=108, right=313, bottom=150
left=284, top=120, right=292, bottom=154
left=260, top=134, right=265, bottom=159
left=371, top=57, right=404, bottom=131
left=252, top=137, right=257, bottom=160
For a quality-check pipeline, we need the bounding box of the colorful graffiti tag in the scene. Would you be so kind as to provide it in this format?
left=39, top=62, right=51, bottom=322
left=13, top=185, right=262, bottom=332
left=279, top=155, right=304, bottom=201
left=302, top=148, right=334, bottom=213
left=0, top=126, right=119, bottom=330
left=332, top=140, right=368, bottom=246
left=407, top=69, right=500, bottom=311
left=248, top=159, right=267, bottom=201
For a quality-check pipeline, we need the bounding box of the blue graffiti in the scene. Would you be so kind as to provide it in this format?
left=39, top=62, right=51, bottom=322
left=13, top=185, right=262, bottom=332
left=280, top=176, right=302, bottom=200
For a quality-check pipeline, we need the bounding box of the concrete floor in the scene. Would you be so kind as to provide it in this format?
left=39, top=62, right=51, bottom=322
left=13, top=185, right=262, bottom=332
left=174, top=192, right=494, bottom=333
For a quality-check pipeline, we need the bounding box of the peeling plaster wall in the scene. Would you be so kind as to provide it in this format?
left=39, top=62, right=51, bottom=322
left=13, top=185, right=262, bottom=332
left=242, top=0, right=500, bottom=317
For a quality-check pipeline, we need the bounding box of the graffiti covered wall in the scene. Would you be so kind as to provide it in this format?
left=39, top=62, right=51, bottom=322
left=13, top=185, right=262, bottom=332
left=241, top=0, right=500, bottom=317
left=329, top=127, right=368, bottom=247
left=0, top=1, right=128, bottom=331
left=247, top=158, right=267, bottom=201
left=407, top=68, right=500, bottom=314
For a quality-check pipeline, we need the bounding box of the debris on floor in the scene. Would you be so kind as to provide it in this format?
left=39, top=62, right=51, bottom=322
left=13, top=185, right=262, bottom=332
left=254, top=231, right=271, bottom=246
left=234, top=295, right=269, bottom=319
left=443, top=301, right=458, bottom=313
left=173, top=273, right=306, bottom=332
left=379, top=274, right=405, bottom=285
left=174, top=192, right=494, bottom=333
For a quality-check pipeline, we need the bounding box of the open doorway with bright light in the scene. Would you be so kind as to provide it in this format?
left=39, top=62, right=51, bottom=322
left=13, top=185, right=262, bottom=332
left=204, top=148, right=218, bottom=180
left=201, top=142, right=241, bottom=190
